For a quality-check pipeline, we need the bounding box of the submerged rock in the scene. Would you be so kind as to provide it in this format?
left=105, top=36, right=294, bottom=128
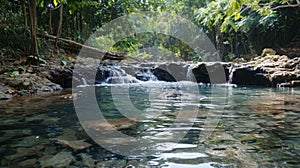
left=83, top=118, right=139, bottom=131
left=57, top=139, right=91, bottom=151
left=96, top=160, right=126, bottom=168
left=79, top=153, right=95, bottom=168
left=39, top=152, right=74, bottom=168
left=17, top=158, right=37, bottom=167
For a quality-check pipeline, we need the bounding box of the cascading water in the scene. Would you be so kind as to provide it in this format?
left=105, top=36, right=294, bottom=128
left=135, top=67, right=157, bottom=82
left=81, top=78, right=88, bottom=86
left=228, top=64, right=236, bottom=84
left=186, top=64, right=197, bottom=82
left=77, top=62, right=235, bottom=87
left=104, top=65, right=140, bottom=84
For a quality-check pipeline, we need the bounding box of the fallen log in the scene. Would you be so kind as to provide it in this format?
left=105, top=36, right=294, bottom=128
left=37, top=33, right=140, bottom=61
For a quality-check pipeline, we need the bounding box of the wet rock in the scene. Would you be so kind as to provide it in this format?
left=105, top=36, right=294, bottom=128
left=96, top=160, right=126, bottom=168
left=277, top=80, right=300, bottom=87
left=39, top=152, right=74, bottom=168
left=231, top=55, right=300, bottom=86
left=13, top=135, right=49, bottom=147
left=79, top=153, right=95, bottom=167
left=192, top=62, right=229, bottom=84
left=17, top=158, right=37, bottom=167
left=48, top=68, right=73, bottom=88
left=83, top=118, right=139, bottom=132
left=0, top=73, right=62, bottom=93
left=26, top=114, right=48, bottom=122
left=0, top=84, right=12, bottom=100
left=57, top=139, right=91, bottom=151
left=7, top=147, right=37, bottom=161
left=3, top=129, right=32, bottom=138
left=56, top=128, right=77, bottom=140
left=231, top=65, right=271, bottom=86
left=153, top=62, right=188, bottom=82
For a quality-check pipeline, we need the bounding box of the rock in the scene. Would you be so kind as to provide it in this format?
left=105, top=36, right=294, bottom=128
left=277, top=80, right=300, bottom=87
left=230, top=55, right=300, bottom=86
left=8, top=55, right=294, bottom=88
left=79, top=153, right=95, bottom=167
left=0, top=84, right=12, bottom=100
left=13, top=135, right=48, bottom=147
left=56, top=128, right=77, bottom=140
left=0, top=73, right=62, bottom=93
left=261, top=48, right=276, bottom=56
left=17, top=158, right=37, bottom=167
left=96, top=160, right=126, bottom=168
left=48, top=68, right=73, bottom=88
left=57, top=139, right=91, bottom=151
left=7, top=147, right=37, bottom=161
left=39, top=152, right=74, bottom=168
left=232, top=66, right=271, bottom=86
left=83, top=118, right=139, bottom=132
left=3, top=129, right=32, bottom=138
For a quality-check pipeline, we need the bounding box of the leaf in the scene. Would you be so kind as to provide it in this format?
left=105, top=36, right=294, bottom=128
left=234, top=12, right=243, bottom=21
left=53, top=0, right=58, bottom=7
left=61, top=60, right=67, bottom=67
left=40, top=1, right=44, bottom=7
left=10, top=71, right=19, bottom=78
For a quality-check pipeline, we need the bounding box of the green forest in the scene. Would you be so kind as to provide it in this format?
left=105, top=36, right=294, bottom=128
left=1, top=1, right=300, bottom=167
left=1, top=0, right=300, bottom=62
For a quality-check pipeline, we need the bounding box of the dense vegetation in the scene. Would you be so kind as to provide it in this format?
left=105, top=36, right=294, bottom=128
left=1, top=0, right=299, bottom=62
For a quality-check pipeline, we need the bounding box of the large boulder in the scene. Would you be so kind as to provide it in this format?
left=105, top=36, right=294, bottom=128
left=231, top=55, right=300, bottom=86
left=0, top=73, right=62, bottom=92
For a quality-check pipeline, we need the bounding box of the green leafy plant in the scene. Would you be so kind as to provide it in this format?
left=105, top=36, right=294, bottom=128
left=28, top=55, right=47, bottom=65
left=10, top=71, right=20, bottom=78
left=61, top=60, right=67, bottom=68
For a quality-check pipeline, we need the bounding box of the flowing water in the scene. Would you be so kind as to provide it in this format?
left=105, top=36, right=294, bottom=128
left=0, top=84, right=300, bottom=167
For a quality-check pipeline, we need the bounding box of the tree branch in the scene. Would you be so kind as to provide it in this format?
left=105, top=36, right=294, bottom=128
left=271, top=1, right=300, bottom=10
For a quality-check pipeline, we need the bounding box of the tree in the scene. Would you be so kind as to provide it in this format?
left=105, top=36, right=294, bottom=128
left=28, top=0, right=39, bottom=55
left=195, top=0, right=300, bottom=60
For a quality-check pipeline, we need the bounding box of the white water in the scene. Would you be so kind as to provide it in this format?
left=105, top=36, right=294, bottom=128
left=228, top=64, right=236, bottom=84
left=186, top=64, right=197, bottom=82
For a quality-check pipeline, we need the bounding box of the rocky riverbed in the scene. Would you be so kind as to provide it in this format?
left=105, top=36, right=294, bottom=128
left=0, top=54, right=299, bottom=100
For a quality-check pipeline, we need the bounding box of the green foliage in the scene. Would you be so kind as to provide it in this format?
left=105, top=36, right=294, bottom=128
left=194, top=0, right=300, bottom=60
left=0, top=0, right=31, bottom=54
left=61, top=60, right=67, bottom=67
left=29, top=55, right=47, bottom=65
left=9, top=71, right=20, bottom=78
left=1, top=0, right=299, bottom=62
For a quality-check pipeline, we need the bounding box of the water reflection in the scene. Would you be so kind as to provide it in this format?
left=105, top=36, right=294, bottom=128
left=0, top=85, right=299, bottom=167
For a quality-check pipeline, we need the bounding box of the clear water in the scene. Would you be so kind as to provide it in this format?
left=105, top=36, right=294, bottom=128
left=0, top=84, right=300, bottom=167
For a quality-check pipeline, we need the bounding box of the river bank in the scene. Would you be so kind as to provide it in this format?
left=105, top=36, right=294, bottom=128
left=0, top=52, right=299, bottom=100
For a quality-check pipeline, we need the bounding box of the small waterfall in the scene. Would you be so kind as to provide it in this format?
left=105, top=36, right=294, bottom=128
left=105, top=65, right=140, bottom=84
left=228, top=64, right=236, bottom=84
left=81, top=78, right=88, bottom=85
left=135, top=68, right=157, bottom=81
left=186, top=64, right=196, bottom=82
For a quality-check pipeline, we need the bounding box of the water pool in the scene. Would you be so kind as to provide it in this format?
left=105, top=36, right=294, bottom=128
left=0, top=84, right=299, bottom=167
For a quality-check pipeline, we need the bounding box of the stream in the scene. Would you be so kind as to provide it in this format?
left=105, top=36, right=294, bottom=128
left=0, top=82, right=300, bottom=167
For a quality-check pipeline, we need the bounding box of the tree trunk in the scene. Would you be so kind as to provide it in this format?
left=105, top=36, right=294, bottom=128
left=37, top=33, right=140, bottom=62
left=79, top=12, right=83, bottom=33
left=215, top=24, right=224, bottom=61
left=28, top=0, right=39, bottom=56
left=21, top=0, right=27, bottom=28
left=49, top=10, right=53, bottom=34
left=55, top=4, right=63, bottom=48
left=65, top=13, right=69, bottom=36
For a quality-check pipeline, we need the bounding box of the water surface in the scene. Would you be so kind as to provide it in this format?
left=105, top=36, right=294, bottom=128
left=0, top=84, right=299, bottom=167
